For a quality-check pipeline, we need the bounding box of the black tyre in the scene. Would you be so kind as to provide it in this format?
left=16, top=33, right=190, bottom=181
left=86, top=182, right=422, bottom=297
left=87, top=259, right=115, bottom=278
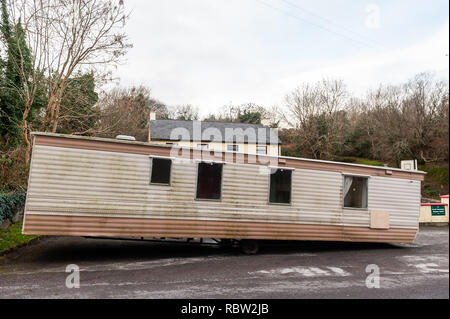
left=240, top=239, right=259, bottom=254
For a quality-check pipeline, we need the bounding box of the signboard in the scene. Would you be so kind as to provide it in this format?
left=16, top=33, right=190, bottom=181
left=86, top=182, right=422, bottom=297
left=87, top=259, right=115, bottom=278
left=431, top=205, right=446, bottom=216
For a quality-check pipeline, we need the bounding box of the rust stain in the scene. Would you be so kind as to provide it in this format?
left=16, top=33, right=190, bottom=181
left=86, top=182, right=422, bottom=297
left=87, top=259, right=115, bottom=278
left=23, top=214, right=418, bottom=243
left=25, top=135, right=422, bottom=243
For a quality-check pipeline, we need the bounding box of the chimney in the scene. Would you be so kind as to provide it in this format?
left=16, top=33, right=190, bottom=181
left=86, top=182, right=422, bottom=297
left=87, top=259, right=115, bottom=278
left=148, top=110, right=156, bottom=142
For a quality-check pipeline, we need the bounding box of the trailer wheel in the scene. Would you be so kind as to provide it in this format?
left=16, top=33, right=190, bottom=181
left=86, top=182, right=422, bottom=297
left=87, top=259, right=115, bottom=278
left=240, top=239, right=259, bottom=254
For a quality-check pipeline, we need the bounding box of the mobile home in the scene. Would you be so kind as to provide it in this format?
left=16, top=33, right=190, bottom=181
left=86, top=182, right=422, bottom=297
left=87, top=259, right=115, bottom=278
left=22, top=133, right=425, bottom=253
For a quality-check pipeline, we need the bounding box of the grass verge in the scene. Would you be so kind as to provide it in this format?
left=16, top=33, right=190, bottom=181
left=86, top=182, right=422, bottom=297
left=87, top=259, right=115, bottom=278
left=419, top=162, right=449, bottom=199
left=0, top=221, right=40, bottom=255
left=335, top=156, right=385, bottom=167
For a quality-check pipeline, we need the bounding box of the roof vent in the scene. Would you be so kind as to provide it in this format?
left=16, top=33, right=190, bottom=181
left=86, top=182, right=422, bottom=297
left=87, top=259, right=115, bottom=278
left=115, top=135, right=136, bottom=141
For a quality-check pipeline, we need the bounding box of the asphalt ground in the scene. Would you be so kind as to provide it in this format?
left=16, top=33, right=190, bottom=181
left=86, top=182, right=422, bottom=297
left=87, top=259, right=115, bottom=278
left=0, top=226, right=448, bottom=298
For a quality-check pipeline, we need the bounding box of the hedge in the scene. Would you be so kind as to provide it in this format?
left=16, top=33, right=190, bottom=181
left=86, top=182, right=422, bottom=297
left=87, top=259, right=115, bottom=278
left=0, top=191, right=26, bottom=224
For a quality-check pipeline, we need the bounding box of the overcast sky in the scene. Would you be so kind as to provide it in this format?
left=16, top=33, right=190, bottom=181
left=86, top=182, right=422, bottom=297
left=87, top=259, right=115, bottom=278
left=114, top=0, right=449, bottom=116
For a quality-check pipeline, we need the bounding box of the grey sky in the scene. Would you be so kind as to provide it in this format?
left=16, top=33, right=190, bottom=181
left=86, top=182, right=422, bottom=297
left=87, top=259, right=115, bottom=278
left=114, top=0, right=449, bottom=116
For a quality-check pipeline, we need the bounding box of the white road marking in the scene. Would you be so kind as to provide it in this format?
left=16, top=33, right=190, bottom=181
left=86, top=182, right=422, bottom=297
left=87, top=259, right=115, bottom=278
left=327, top=266, right=350, bottom=276
left=414, top=263, right=449, bottom=274
left=250, top=266, right=351, bottom=277
left=400, top=255, right=449, bottom=274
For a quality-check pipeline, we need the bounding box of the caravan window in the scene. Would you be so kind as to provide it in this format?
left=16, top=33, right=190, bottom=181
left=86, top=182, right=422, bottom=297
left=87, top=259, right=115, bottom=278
left=150, top=158, right=172, bottom=185
left=196, top=162, right=223, bottom=200
left=343, top=176, right=368, bottom=209
left=269, top=168, right=292, bottom=204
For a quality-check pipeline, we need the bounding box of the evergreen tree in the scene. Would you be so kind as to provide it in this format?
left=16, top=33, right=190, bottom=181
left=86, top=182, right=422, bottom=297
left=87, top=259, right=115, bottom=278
left=238, top=110, right=261, bottom=124
left=0, top=0, right=17, bottom=145
left=57, top=73, right=99, bottom=134
left=0, top=0, right=45, bottom=148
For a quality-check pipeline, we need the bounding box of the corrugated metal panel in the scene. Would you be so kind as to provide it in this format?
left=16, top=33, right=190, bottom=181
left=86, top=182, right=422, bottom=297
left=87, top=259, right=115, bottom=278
left=33, top=133, right=426, bottom=181
left=291, top=168, right=342, bottom=225
left=368, top=177, right=421, bottom=229
left=341, top=177, right=420, bottom=229
left=24, top=144, right=421, bottom=242
left=27, top=145, right=347, bottom=225
left=23, top=215, right=417, bottom=243
left=342, top=209, right=370, bottom=228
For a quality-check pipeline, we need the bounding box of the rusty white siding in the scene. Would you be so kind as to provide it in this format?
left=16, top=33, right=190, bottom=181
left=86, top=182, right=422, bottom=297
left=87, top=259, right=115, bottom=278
left=342, top=177, right=421, bottom=229
left=368, top=177, right=421, bottom=229
left=25, top=144, right=419, bottom=229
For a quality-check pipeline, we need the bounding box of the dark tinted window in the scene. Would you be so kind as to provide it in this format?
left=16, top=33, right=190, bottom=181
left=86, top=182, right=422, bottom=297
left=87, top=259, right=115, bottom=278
left=150, top=158, right=172, bottom=184
left=269, top=169, right=292, bottom=204
left=196, top=162, right=223, bottom=200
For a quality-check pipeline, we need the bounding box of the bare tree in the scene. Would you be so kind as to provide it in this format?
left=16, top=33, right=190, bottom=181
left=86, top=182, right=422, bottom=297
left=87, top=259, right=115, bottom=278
left=6, top=0, right=131, bottom=162
left=283, top=79, right=349, bottom=159
left=404, top=73, right=449, bottom=162
left=94, top=86, right=168, bottom=141
left=356, top=73, right=449, bottom=164
left=170, top=104, right=199, bottom=120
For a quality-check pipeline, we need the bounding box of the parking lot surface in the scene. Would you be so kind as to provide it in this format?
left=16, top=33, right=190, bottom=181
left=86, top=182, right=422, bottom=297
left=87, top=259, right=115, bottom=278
left=0, top=226, right=448, bottom=298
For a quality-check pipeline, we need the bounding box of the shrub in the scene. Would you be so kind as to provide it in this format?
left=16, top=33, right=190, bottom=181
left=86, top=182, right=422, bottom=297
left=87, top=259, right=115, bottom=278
left=425, top=166, right=449, bottom=189
left=0, top=191, right=26, bottom=224
left=423, top=184, right=440, bottom=198
left=0, top=147, right=29, bottom=193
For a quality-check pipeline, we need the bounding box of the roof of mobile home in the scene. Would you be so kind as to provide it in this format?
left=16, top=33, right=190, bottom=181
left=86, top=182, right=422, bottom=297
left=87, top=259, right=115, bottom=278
left=31, top=132, right=426, bottom=181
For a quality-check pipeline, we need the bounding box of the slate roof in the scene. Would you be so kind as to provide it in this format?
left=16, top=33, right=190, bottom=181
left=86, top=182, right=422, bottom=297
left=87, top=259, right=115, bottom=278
left=150, top=120, right=281, bottom=144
